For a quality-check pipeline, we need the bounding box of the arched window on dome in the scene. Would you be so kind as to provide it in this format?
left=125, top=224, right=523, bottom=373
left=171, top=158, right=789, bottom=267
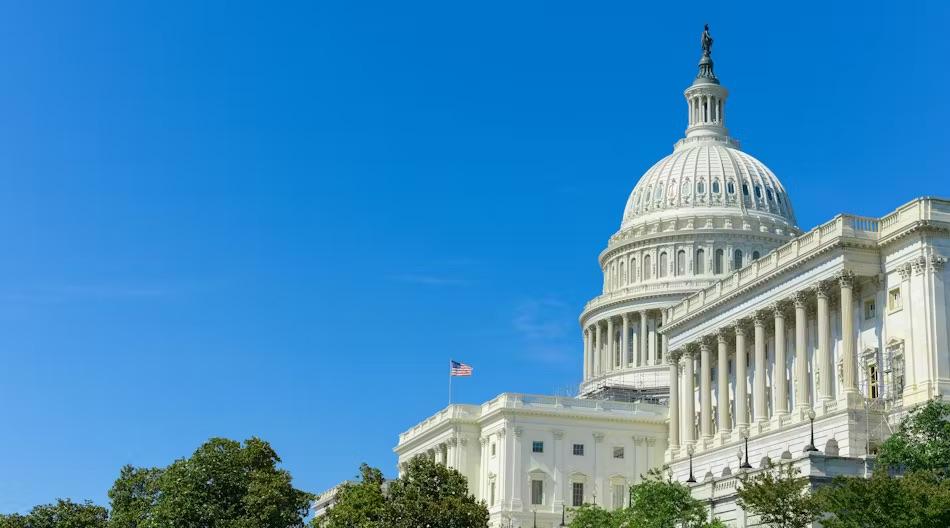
left=630, top=258, right=637, bottom=283
left=754, top=185, right=762, bottom=198
left=742, top=184, right=750, bottom=197
left=712, top=180, right=720, bottom=194
left=766, top=189, right=774, bottom=201
left=658, top=252, right=669, bottom=278
left=695, top=249, right=706, bottom=275
left=643, top=254, right=652, bottom=280
left=714, top=249, right=723, bottom=274
left=676, top=250, right=686, bottom=276
left=727, top=181, right=735, bottom=194
left=733, top=249, right=743, bottom=271
left=620, top=260, right=626, bottom=286
left=752, top=251, right=760, bottom=261
left=654, top=186, right=663, bottom=201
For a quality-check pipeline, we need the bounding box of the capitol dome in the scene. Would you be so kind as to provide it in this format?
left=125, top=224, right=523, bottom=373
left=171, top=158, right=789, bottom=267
left=620, top=141, right=797, bottom=230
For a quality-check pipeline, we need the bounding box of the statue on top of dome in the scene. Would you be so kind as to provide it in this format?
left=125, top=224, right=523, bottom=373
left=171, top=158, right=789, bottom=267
left=701, top=24, right=713, bottom=56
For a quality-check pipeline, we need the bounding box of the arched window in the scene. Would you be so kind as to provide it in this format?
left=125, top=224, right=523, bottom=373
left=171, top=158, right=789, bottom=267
left=697, top=181, right=705, bottom=194
left=752, top=251, right=760, bottom=261
left=611, top=263, right=617, bottom=290
left=643, top=254, right=652, bottom=280
left=733, top=249, right=743, bottom=271
left=620, top=260, right=626, bottom=286
left=658, top=252, right=668, bottom=278
left=714, top=249, right=723, bottom=274
left=766, top=189, right=773, bottom=201
left=676, top=250, right=686, bottom=276
left=754, top=185, right=762, bottom=198
left=630, top=258, right=637, bottom=283
left=742, top=184, right=750, bottom=196
left=654, top=186, right=663, bottom=200
left=712, top=180, right=720, bottom=194
left=727, top=181, right=735, bottom=194
left=695, top=249, right=706, bottom=275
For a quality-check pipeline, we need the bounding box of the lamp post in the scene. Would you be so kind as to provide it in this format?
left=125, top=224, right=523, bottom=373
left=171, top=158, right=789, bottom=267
left=533, top=510, right=537, bottom=528
left=740, top=430, right=752, bottom=469
left=686, top=444, right=697, bottom=483
left=805, top=409, right=818, bottom=452
left=560, top=504, right=566, bottom=527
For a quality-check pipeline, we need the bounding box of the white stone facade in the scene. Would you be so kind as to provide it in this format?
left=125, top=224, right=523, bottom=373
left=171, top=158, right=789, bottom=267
left=394, top=394, right=666, bottom=527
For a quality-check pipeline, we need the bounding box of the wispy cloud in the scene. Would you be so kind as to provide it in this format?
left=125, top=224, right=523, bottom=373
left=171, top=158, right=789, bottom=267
left=390, top=274, right=470, bottom=286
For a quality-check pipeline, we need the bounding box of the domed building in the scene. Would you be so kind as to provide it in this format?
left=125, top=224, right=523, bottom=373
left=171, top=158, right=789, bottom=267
left=579, top=35, right=800, bottom=401
left=389, top=27, right=950, bottom=528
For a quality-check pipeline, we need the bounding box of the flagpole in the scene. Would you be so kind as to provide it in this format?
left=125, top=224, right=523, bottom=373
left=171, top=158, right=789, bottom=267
left=448, top=360, right=453, bottom=405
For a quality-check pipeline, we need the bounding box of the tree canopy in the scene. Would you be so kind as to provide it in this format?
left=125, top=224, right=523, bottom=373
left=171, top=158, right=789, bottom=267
left=876, top=398, right=950, bottom=478
left=316, top=456, right=488, bottom=528
left=0, top=499, right=108, bottom=528
left=736, top=463, right=822, bottom=528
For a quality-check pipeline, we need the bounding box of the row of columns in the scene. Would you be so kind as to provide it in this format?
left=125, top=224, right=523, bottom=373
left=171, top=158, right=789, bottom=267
left=669, top=271, right=859, bottom=450
left=688, top=94, right=722, bottom=126
left=583, top=310, right=666, bottom=380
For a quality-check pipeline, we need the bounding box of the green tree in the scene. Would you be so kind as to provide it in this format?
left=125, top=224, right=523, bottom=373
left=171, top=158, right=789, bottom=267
left=877, top=398, right=950, bottom=478
left=817, top=471, right=950, bottom=528
left=0, top=499, right=108, bottom=528
left=382, top=456, right=488, bottom=528
left=107, top=465, right=162, bottom=528
left=622, top=469, right=715, bottom=528
left=315, top=464, right=386, bottom=528
left=567, top=504, right=618, bottom=528
left=736, top=463, right=822, bottom=528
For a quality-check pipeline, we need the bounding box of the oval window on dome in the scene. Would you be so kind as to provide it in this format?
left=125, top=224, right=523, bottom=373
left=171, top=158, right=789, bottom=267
left=754, top=186, right=762, bottom=198
left=727, top=182, right=735, bottom=194
left=742, top=184, right=750, bottom=197
left=712, top=180, right=720, bottom=194
left=767, top=189, right=774, bottom=201
left=681, top=181, right=691, bottom=196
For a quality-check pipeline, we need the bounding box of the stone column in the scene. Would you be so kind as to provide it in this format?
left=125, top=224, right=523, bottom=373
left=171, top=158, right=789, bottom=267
left=717, top=330, right=731, bottom=435
left=735, top=323, right=749, bottom=429
left=621, top=313, right=630, bottom=368
left=839, top=272, right=858, bottom=395
left=753, top=314, right=767, bottom=424
left=607, top=317, right=615, bottom=372
left=593, top=322, right=602, bottom=376
left=512, top=427, right=523, bottom=509
left=817, top=283, right=834, bottom=402
left=700, top=340, right=712, bottom=440
left=794, top=292, right=810, bottom=410
left=668, top=352, right=680, bottom=450
left=640, top=311, right=649, bottom=367
left=583, top=328, right=590, bottom=380
left=661, top=310, right=669, bottom=365
left=683, top=349, right=696, bottom=444
left=773, top=304, right=788, bottom=417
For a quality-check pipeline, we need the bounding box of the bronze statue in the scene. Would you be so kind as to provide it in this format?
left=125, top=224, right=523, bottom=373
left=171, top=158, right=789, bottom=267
left=702, top=24, right=713, bottom=56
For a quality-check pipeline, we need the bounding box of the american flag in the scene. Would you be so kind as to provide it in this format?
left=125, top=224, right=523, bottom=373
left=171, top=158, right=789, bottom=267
left=450, top=360, right=473, bottom=377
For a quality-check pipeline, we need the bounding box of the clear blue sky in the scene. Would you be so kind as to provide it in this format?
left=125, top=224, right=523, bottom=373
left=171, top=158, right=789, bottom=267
left=0, top=0, right=948, bottom=513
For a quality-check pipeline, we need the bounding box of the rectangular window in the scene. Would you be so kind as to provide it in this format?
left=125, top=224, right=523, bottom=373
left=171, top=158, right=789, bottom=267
left=573, top=443, right=584, bottom=456
left=491, top=443, right=496, bottom=457
left=572, top=482, right=584, bottom=507
left=531, top=479, right=543, bottom=505
left=868, top=364, right=879, bottom=399
left=532, top=441, right=544, bottom=453
left=490, top=481, right=495, bottom=505
left=888, top=288, right=902, bottom=312
left=612, top=483, right=626, bottom=509
left=864, top=299, right=876, bottom=320
left=613, top=446, right=624, bottom=459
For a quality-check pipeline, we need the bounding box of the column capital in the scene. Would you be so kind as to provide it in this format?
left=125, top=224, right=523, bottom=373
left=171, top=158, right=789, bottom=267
left=479, top=436, right=489, bottom=446
left=913, top=255, right=927, bottom=276
left=717, top=328, right=730, bottom=343
left=621, top=312, right=630, bottom=322
left=898, top=262, right=913, bottom=280
left=552, top=429, right=564, bottom=439
left=593, top=432, right=605, bottom=443
left=771, top=302, right=787, bottom=319
left=837, top=270, right=856, bottom=289
left=752, top=313, right=766, bottom=327
left=699, top=338, right=712, bottom=352
left=668, top=349, right=683, bottom=363
left=734, top=320, right=747, bottom=336
left=815, top=281, right=831, bottom=299
left=514, top=427, right=523, bottom=437
left=446, top=437, right=458, bottom=447
left=792, top=290, right=808, bottom=309
left=930, top=255, right=947, bottom=273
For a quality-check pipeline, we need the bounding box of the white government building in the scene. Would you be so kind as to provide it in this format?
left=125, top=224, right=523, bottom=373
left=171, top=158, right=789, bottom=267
left=392, top=28, right=949, bottom=527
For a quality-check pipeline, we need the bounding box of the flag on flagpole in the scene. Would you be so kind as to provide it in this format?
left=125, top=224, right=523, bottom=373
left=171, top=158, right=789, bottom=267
left=450, top=360, right=473, bottom=377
